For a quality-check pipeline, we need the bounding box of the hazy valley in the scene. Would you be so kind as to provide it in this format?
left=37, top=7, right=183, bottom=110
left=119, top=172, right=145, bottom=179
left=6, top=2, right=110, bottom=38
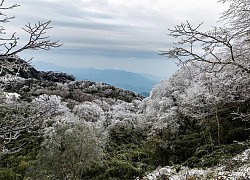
left=32, top=61, right=162, bottom=97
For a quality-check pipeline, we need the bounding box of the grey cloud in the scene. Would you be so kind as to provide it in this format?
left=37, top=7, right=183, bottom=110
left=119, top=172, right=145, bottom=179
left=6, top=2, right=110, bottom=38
left=56, top=47, right=160, bottom=59
left=8, top=0, right=226, bottom=77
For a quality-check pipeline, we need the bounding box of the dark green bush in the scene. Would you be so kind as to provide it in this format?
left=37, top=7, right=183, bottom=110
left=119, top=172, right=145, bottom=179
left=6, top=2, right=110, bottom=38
left=185, top=143, right=249, bottom=168
left=0, top=168, right=20, bottom=180
left=0, top=131, right=42, bottom=179
left=104, top=160, right=140, bottom=180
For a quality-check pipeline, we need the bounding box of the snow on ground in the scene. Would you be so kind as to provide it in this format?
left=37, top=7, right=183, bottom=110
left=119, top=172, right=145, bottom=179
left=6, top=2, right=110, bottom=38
left=141, top=148, right=250, bottom=180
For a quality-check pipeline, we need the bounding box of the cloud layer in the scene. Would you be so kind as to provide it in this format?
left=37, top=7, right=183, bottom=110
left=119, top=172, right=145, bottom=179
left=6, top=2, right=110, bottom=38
left=5, top=0, right=226, bottom=77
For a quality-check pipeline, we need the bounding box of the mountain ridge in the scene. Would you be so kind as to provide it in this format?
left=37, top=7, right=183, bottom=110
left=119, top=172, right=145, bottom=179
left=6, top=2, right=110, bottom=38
left=32, top=61, right=162, bottom=96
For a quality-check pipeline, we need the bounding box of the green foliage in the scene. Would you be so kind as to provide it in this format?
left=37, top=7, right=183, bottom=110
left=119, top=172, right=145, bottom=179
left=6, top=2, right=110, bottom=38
left=103, top=160, right=140, bottom=180
left=80, top=125, right=155, bottom=179
left=108, top=125, right=147, bottom=146
left=186, top=143, right=249, bottom=168
left=0, top=131, right=43, bottom=179
left=0, top=168, right=19, bottom=180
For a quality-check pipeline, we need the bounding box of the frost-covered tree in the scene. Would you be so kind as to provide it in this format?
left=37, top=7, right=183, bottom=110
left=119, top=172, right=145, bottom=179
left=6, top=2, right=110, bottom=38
left=220, top=0, right=250, bottom=34
left=160, top=1, right=250, bottom=74
left=31, top=120, right=105, bottom=179
left=73, top=101, right=105, bottom=123
left=0, top=94, right=69, bottom=154
left=140, top=59, right=250, bottom=139
left=139, top=69, right=188, bottom=135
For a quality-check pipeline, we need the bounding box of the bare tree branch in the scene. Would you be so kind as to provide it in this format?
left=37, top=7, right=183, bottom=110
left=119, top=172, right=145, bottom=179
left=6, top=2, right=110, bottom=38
left=160, top=20, right=250, bottom=74
left=0, top=1, right=61, bottom=58
left=1, top=21, right=62, bottom=56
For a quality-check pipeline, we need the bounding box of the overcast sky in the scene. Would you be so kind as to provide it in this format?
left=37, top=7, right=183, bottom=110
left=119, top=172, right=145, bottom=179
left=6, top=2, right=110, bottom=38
left=5, top=0, right=227, bottom=77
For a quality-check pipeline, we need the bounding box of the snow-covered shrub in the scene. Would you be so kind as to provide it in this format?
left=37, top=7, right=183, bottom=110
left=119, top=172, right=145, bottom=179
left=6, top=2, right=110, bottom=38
left=0, top=94, right=72, bottom=154
left=72, top=98, right=142, bottom=131
left=73, top=101, right=105, bottom=123
left=32, top=94, right=70, bottom=117
left=31, top=120, right=105, bottom=179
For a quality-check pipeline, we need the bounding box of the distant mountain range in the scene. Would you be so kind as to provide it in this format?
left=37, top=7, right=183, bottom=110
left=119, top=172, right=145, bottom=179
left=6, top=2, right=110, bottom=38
left=32, top=61, right=163, bottom=96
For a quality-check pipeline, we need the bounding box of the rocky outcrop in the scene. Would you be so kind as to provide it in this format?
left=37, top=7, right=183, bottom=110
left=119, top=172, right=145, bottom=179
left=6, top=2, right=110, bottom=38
left=41, top=71, right=75, bottom=83
left=0, top=56, right=43, bottom=79
left=0, top=56, right=75, bottom=83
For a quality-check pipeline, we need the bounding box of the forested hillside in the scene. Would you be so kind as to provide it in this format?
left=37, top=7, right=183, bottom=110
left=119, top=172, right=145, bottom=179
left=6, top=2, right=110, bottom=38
left=0, top=49, right=249, bottom=180
left=0, top=0, right=250, bottom=179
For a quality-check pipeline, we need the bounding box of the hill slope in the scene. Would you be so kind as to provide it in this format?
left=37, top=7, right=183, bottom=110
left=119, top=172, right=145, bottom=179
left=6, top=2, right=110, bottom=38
left=0, top=57, right=249, bottom=180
